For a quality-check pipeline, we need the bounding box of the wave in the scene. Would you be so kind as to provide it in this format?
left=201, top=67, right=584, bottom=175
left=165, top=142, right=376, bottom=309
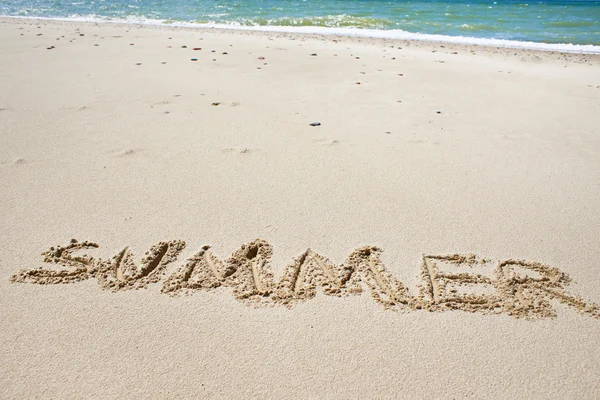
left=211, top=15, right=396, bottom=29
left=545, top=21, right=597, bottom=28
left=3, top=14, right=600, bottom=54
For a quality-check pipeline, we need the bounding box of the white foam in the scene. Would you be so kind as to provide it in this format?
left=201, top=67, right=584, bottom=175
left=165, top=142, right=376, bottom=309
left=202, top=23, right=600, bottom=54
left=4, top=14, right=600, bottom=54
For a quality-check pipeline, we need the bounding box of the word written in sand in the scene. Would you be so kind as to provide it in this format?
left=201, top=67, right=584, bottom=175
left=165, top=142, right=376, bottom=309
left=10, top=239, right=600, bottom=320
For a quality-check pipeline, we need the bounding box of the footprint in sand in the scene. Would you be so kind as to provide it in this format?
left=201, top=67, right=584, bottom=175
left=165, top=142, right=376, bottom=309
left=212, top=102, right=241, bottom=107
left=61, top=105, right=90, bottom=112
left=314, top=138, right=341, bottom=147
left=222, top=147, right=252, bottom=154
left=107, top=148, right=141, bottom=158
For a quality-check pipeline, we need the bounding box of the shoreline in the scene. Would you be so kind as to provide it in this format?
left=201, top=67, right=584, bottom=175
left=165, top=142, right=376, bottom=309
left=3, top=14, right=600, bottom=55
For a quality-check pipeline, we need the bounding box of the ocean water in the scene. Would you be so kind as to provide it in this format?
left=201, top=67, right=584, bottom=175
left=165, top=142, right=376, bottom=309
left=2, top=0, right=600, bottom=50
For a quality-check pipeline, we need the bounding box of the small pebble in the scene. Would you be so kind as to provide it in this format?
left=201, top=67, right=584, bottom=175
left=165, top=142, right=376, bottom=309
left=309, top=122, right=321, bottom=127
left=385, top=132, right=391, bottom=134
left=181, top=45, right=187, bottom=48
left=191, top=58, right=198, bottom=61
left=193, top=47, right=201, bottom=50
left=135, top=62, right=141, bottom=65
left=310, top=53, right=317, bottom=56
left=222, top=52, right=227, bottom=55
left=80, top=34, right=84, bottom=36
left=436, top=111, right=442, bottom=114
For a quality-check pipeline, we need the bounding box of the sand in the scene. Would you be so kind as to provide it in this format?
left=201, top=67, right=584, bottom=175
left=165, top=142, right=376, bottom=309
left=1, top=17, right=600, bottom=399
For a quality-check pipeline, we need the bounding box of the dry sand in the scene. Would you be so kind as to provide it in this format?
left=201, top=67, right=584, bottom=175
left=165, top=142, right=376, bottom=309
left=1, top=17, right=600, bottom=398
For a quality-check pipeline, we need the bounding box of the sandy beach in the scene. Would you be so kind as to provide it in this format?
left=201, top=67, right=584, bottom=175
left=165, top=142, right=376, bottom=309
left=1, top=17, right=600, bottom=398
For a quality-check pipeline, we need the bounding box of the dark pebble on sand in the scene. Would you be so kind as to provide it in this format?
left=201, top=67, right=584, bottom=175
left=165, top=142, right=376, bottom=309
left=309, top=122, right=321, bottom=127
left=136, top=62, right=141, bottom=65
left=193, top=47, right=201, bottom=50
left=310, top=53, right=317, bottom=56
left=181, top=45, right=187, bottom=48
left=223, top=52, right=228, bottom=55
left=436, top=111, right=442, bottom=114
left=191, top=58, right=198, bottom=61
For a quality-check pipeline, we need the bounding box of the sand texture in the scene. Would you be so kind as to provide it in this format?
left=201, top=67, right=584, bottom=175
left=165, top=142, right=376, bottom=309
left=1, top=17, right=600, bottom=399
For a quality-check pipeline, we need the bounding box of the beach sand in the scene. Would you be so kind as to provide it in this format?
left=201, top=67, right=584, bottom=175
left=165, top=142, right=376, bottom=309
left=1, top=17, right=600, bottom=398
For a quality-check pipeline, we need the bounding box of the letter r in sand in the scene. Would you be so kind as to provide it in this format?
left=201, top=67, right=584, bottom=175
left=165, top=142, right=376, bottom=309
left=496, top=260, right=600, bottom=319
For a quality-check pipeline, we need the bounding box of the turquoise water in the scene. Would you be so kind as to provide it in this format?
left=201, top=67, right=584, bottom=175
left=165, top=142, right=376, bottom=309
left=1, top=0, right=600, bottom=46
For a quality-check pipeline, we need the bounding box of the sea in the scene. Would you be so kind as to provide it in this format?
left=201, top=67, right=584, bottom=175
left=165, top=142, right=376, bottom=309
left=1, top=0, right=600, bottom=52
